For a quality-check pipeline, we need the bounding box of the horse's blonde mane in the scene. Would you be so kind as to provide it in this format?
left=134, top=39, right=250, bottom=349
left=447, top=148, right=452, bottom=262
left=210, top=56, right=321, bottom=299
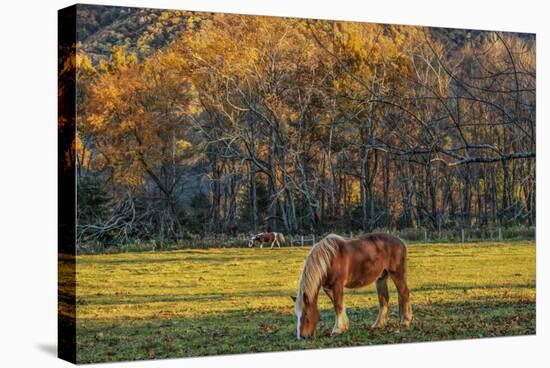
left=296, top=234, right=344, bottom=312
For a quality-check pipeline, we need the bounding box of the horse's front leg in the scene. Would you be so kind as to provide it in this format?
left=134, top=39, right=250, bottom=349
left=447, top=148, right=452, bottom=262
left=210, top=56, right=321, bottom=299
left=372, top=271, right=389, bottom=329
left=326, top=284, right=349, bottom=335
left=270, top=240, right=276, bottom=248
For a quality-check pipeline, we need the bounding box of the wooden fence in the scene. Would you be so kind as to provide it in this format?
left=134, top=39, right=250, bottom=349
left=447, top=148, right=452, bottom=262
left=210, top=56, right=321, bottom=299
left=77, top=226, right=536, bottom=253
left=188, top=226, right=535, bottom=248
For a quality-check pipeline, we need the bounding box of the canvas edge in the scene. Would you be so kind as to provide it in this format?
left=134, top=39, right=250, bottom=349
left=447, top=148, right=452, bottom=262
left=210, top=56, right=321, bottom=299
left=58, top=3, right=77, bottom=364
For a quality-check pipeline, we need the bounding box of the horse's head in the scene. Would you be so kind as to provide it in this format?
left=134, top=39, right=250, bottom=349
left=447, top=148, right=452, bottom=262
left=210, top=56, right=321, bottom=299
left=293, top=237, right=337, bottom=339
left=293, top=292, right=320, bottom=339
left=249, top=233, right=264, bottom=247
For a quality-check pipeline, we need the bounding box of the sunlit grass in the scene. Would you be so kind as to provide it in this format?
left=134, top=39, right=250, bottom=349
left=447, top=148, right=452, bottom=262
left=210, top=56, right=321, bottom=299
left=73, top=241, right=535, bottom=363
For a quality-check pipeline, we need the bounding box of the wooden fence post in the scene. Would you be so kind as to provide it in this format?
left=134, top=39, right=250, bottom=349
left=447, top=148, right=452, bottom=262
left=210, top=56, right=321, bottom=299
left=424, top=229, right=428, bottom=242
left=301, top=236, right=304, bottom=247
left=461, top=228, right=465, bottom=243
left=312, top=234, right=316, bottom=245
left=498, top=227, right=502, bottom=241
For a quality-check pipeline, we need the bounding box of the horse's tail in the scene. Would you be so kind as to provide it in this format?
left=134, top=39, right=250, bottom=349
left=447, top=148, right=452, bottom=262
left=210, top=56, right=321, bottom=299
left=276, top=232, right=286, bottom=245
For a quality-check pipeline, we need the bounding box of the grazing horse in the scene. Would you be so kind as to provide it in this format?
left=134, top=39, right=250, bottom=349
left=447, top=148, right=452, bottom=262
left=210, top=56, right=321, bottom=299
left=293, top=233, right=413, bottom=339
left=248, top=232, right=286, bottom=248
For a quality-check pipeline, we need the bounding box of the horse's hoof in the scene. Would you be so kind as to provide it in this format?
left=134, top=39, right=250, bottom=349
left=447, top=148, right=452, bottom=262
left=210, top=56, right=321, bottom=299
left=331, top=327, right=348, bottom=335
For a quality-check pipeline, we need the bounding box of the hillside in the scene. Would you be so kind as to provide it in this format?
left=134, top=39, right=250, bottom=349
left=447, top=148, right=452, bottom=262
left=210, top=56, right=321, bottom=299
left=76, top=4, right=532, bottom=63
left=76, top=4, right=197, bottom=63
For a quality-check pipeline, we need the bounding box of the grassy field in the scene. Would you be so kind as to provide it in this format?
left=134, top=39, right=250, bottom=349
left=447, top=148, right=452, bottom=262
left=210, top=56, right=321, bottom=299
left=72, top=241, right=536, bottom=363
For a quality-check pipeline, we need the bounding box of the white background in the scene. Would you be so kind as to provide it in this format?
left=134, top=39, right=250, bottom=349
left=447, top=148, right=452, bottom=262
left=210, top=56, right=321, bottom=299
left=0, top=0, right=547, bottom=366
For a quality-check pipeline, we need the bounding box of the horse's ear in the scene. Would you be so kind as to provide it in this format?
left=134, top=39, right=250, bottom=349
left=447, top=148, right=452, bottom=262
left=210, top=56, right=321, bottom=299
left=290, top=295, right=296, bottom=302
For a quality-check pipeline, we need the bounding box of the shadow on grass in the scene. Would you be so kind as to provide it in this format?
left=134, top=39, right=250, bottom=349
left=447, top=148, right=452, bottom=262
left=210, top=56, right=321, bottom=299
left=78, top=282, right=535, bottom=306
left=76, top=298, right=535, bottom=364
left=77, top=251, right=291, bottom=265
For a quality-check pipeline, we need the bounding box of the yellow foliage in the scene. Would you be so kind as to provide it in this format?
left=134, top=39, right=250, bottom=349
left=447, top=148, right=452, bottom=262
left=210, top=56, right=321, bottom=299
left=176, top=140, right=192, bottom=154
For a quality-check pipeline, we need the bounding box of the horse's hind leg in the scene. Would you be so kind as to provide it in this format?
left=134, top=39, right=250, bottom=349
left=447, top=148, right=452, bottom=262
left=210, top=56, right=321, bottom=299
left=372, top=270, right=389, bottom=329
left=325, top=284, right=349, bottom=335
left=389, top=271, right=413, bottom=328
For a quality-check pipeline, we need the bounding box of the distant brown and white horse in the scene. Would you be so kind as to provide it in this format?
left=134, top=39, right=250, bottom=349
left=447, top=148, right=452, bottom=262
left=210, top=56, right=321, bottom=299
left=248, top=232, right=286, bottom=248
left=293, top=233, right=413, bottom=339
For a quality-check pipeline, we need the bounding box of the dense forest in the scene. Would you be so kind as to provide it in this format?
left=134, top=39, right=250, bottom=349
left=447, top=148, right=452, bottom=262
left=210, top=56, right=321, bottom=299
left=70, top=5, right=536, bottom=244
